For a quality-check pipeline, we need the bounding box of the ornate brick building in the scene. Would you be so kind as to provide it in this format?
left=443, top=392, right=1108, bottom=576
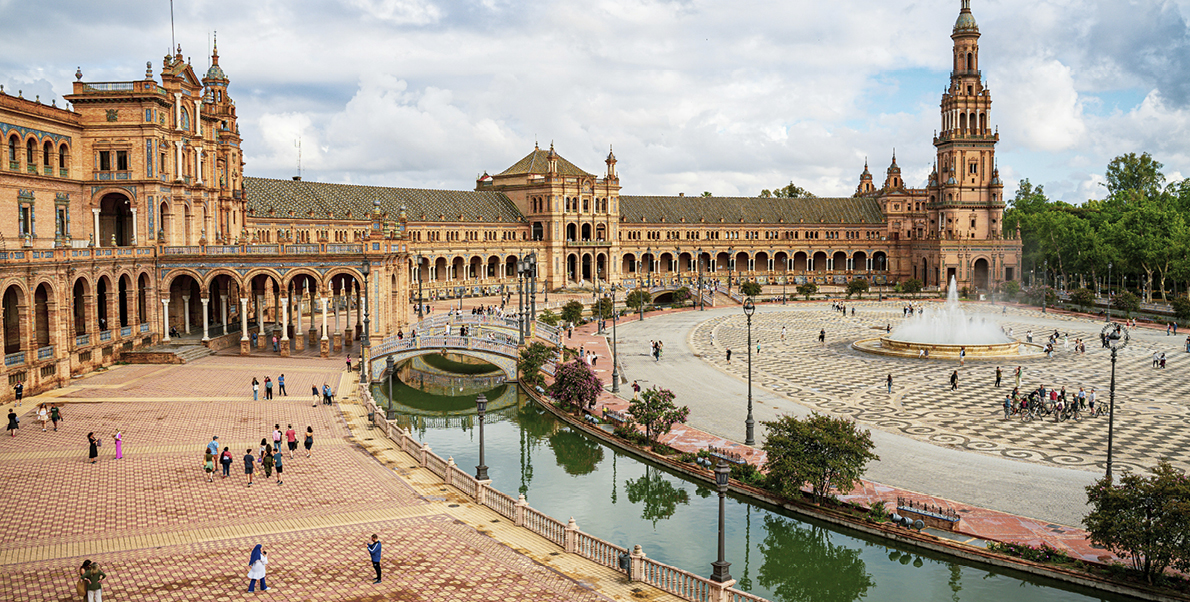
left=0, top=0, right=1018, bottom=401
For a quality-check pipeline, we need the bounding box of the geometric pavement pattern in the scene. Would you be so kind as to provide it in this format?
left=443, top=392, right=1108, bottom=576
left=0, top=357, right=616, bottom=602
left=690, top=302, right=1190, bottom=475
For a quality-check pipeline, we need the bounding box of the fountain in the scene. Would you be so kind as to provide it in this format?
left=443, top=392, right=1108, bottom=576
left=853, top=276, right=1044, bottom=360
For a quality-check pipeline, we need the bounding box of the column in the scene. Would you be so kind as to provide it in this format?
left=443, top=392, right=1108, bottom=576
left=173, top=141, right=183, bottom=182
left=220, top=294, right=229, bottom=336
left=320, top=293, right=330, bottom=358
left=196, top=149, right=204, bottom=185
left=200, top=295, right=210, bottom=341
left=130, top=208, right=138, bottom=245
left=308, top=284, right=318, bottom=347
left=256, top=293, right=266, bottom=349
left=333, top=280, right=343, bottom=352
left=344, top=280, right=353, bottom=349
left=279, top=295, right=290, bottom=357
left=92, top=209, right=100, bottom=245
left=294, top=287, right=305, bottom=351
left=173, top=92, right=182, bottom=130
left=182, top=294, right=191, bottom=334
left=161, top=299, right=171, bottom=341
left=239, top=297, right=250, bottom=355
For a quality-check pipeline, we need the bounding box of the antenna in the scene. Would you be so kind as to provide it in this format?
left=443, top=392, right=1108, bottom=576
left=170, top=0, right=176, bottom=53
left=296, top=137, right=302, bottom=180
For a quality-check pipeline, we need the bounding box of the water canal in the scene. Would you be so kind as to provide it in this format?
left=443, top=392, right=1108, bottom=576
left=373, top=359, right=1126, bottom=602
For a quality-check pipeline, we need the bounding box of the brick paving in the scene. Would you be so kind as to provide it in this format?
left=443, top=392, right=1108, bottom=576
left=0, top=352, right=678, bottom=602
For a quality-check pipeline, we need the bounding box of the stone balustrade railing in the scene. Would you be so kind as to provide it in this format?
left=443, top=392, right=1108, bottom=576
left=363, top=391, right=767, bottom=602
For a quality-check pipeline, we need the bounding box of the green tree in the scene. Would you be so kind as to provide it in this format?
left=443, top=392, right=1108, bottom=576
left=761, top=412, right=878, bottom=504
left=1112, top=291, right=1140, bottom=316
left=548, top=429, right=604, bottom=476
left=626, top=289, right=651, bottom=311
left=537, top=308, right=561, bottom=326
left=739, top=280, right=762, bottom=297
left=846, top=279, right=869, bottom=299
left=1105, top=152, right=1165, bottom=200
left=625, top=466, right=690, bottom=526
left=593, top=296, right=614, bottom=319
left=901, top=278, right=923, bottom=298
left=761, top=181, right=816, bottom=198
left=517, top=342, right=554, bottom=390
left=671, top=286, right=692, bottom=305
left=999, top=280, right=1021, bottom=299
left=1069, top=288, right=1095, bottom=312
left=561, top=300, right=585, bottom=325
left=758, top=516, right=875, bottom=602
left=628, top=386, right=690, bottom=445
left=548, top=359, right=603, bottom=413
left=796, top=282, right=818, bottom=300
left=1083, top=461, right=1190, bottom=583
left=1172, top=297, right=1190, bottom=322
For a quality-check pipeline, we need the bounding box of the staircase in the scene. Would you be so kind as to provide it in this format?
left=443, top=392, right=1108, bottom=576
left=120, top=343, right=214, bottom=365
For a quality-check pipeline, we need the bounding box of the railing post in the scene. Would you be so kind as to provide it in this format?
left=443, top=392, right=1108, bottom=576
left=630, top=545, right=646, bottom=583
left=420, top=443, right=431, bottom=468
left=564, top=517, right=579, bottom=554
left=476, top=478, right=491, bottom=505
left=711, top=579, right=736, bottom=602
left=514, top=494, right=527, bottom=527
left=444, top=457, right=455, bottom=486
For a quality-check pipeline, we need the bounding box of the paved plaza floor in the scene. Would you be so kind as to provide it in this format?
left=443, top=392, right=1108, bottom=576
left=0, top=354, right=679, bottom=602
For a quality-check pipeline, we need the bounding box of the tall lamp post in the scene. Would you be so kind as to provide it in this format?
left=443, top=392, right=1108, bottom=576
left=611, top=286, right=620, bottom=393
left=1107, top=262, right=1113, bottom=322
left=646, top=247, right=653, bottom=289
left=475, top=393, right=489, bottom=481
left=517, top=257, right=526, bottom=344
left=743, top=298, right=756, bottom=446
left=1101, top=323, right=1129, bottom=481
left=529, top=252, right=538, bottom=325
left=416, top=254, right=426, bottom=321
left=1042, top=259, right=1048, bottom=314
left=698, top=248, right=705, bottom=311
left=709, top=459, right=732, bottom=583
left=360, top=259, right=371, bottom=384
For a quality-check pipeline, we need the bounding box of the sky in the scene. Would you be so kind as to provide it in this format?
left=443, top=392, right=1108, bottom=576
left=2, top=0, right=1189, bottom=204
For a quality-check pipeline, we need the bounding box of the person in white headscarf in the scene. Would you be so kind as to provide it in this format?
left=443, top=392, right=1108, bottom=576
left=247, top=544, right=269, bottom=592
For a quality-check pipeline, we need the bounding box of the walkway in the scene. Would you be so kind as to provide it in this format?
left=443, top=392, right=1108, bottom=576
left=0, top=354, right=683, bottom=602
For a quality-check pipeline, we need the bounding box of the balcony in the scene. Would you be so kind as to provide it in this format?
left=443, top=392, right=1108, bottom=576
left=120, top=326, right=132, bottom=337
left=37, top=346, right=54, bottom=361
left=9, top=161, right=18, bottom=171
left=100, top=330, right=112, bottom=342
left=81, top=82, right=136, bottom=92
left=4, top=351, right=25, bottom=367
left=140, top=322, right=150, bottom=333
left=76, top=334, right=90, bottom=347
left=95, top=171, right=132, bottom=181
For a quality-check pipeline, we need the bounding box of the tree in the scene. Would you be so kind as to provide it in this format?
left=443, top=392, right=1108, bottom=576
left=625, top=466, right=690, bottom=525
left=1173, top=297, right=1190, bottom=322
left=1000, top=280, right=1021, bottom=299
left=760, top=181, right=816, bottom=199
left=701, top=191, right=713, bottom=197
left=1068, top=288, right=1094, bottom=312
left=846, top=279, right=869, bottom=299
left=1106, top=152, right=1165, bottom=200
left=561, top=300, right=584, bottom=325
left=518, top=342, right=554, bottom=390
left=901, top=278, right=923, bottom=298
left=796, top=282, right=818, bottom=300
left=593, top=296, right=615, bottom=319
left=549, top=360, right=603, bottom=413
left=628, top=386, right=690, bottom=445
left=739, top=281, right=762, bottom=297
left=761, top=412, right=878, bottom=504
left=626, top=289, right=651, bottom=311
left=1083, top=461, right=1190, bottom=583
left=671, top=286, right=692, bottom=305
left=537, top=308, right=561, bottom=326
left=1112, top=291, right=1140, bottom=316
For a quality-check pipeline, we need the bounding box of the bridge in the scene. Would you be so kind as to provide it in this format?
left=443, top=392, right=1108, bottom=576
left=368, top=313, right=560, bottom=382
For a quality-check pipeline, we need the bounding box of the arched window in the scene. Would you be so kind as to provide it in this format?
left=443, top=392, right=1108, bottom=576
left=966, top=52, right=973, bottom=70
left=42, top=141, right=52, bottom=167
left=58, top=144, right=69, bottom=173
left=959, top=113, right=967, bottom=131
left=7, top=135, right=16, bottom=166
left=181, top=108, right=191, bottom=132
left=26, top=138, right=36, bottom=164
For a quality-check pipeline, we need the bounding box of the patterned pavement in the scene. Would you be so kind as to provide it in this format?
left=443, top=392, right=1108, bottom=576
left=0, top=353, right=659, bottom=602
left=689, top=302, right=1190, bottom=475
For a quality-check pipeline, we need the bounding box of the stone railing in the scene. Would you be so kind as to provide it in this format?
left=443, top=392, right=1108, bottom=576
left=363, top=392, right=765, bottom=602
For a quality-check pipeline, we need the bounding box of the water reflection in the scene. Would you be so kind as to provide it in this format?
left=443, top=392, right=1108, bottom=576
left=625, top=466, right=690, bottom=526
left=549, top=429, right=605, bottom=476
left=758, top=515, right=874, bottom=602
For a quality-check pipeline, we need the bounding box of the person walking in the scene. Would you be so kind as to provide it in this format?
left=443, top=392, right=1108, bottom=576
left=251, top=377, right=260, bottom=401
left=949, top=370, right=959, bottom=391
left=304, top=426, right=314, bottom=458
left=247, top=545, right=269, bottom=592
left=262, top=447, right=275, bottom=481
left=781, top=326, right=787, bottom=342
left=87, top=432, right=98, bottom=463
left=244, top=448, right=256, bottom=486
left=819, top=329, right=826, bottom=346
left=725, top=348, right=732, bottom=364
left=81, top=560, right=106, bottom=601
left=886, top=374, right=893, bottom=394
left=7, top=409, right=18, bottom=437
left=274, top=450, right=283, bottom=485
left=203, top=451, right=216, bottom=482
left=958, top=346, right=966, bottom=366
left=285, top=425, right=297, bottom=458
left=264, top=377, right=273, bottom=400
left=367, top=534, right=382, bottom=583
left=1014, top=366, right=1022, bottom=387
left=994, top=366, right=1002, bottom=388
left=113, top=430, right=122, bottom=459
left=272, top=425, right=283, bottom=454
left=220, top=446, right=233, bottom=478
left=14, top=381, right=23, bottom=406
left=312, top=384, right=320, bottom=407
left=37, top=404, right=48, bottom=431
left=278, top=374, right=287, bottom=396
left=207, top=435, right=220, bottom=458
left=49, top=404, right=61, bottom=432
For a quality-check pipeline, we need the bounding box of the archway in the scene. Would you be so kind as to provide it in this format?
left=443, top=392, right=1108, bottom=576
left=566, top=223, right=577, bottom=241
left=595, top=224, right=606, bottom=241
left=812, top=251, right=827, bottom=273
left=754, top=251, right=769, bottom=273
left=568, top=254, right=579, bottom=282
left=2, top=285, right=22, bottom=355
left=434, top=257, right=447, bottom=282
left=581, top=223, right=592, bottom=241
left=531, top=222, right=544, bottom=241
left=774, top=251, right=788, bottom=272
left=99, top=193, right=133, bottom=247
left=715, top=252, right=729, bottom=272
left=487, top=256, right=500, bottom=279
left=581, top=253, right=592, bottom=282
left=922, top=258, right=929, bottom=286
left=96, top=276, right=112, bottom=332
left=622, top=253, right=636, bottom=274
left=168, top=275, right=202, bottom=336
left=72, top=279, right=89, bottom=335
left=596, top=253, right=607, bottom=282
left=118, top=275, right=131, bottom=327
left=34, top=283, right=50, bottom=349
left=853, top=251, right=868, bottom=271
left=973, top=258, right=990, bottom=290
left=832, top=251, right=847, bottom=271
left=873, top=252, right=888, bottom=271
left=793, top=251, right=807, bottom=271
left=451, top=257, right=465, bottom=280
left=137, top=273, right=150, bottom=328
left=469, top=256, right=482, bottom=280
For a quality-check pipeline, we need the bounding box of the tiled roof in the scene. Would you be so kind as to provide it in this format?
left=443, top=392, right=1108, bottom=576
left=618, top=196, right=886, bottom=225
left=497, top=147, right=593, bottom=178
left=243, top=177, right=525, bottom=223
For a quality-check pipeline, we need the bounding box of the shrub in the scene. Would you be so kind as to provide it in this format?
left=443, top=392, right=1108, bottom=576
left=846, top=279, right=869, bottom=299
left=739, top=281, right=762, bottom=298
left=901, top=279, right=923, bottom=297
left=1111, top=291, right=1140, bottom=316
left=1069, top=288, right=1095, bottom=312
left=561, top=300, right=585, bottom=325
left=796, top=282, right=818, bottom=300
left=549, top=360, right=603, bottom=413
left=761, top=412, right=878, bottom=504
left=517, top=342, right=553, bottom=389
left=626, top=289, right=651, bottom=311
left=538, top=309, right=561, bottom=327
left=628, top=386, right=690, bottom=444
left=1000, top=280, right=1021, bottom=299
left=986, top=541, right=1070, bottom=565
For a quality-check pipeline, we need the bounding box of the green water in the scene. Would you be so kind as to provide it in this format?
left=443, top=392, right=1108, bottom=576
left=376, top=378, right=1127, bottom=602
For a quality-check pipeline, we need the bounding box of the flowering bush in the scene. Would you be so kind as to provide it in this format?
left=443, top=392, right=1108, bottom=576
left=986, top=541, right=1069, bottom=564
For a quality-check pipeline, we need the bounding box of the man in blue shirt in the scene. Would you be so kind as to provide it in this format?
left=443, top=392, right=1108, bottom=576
left=367, top=534, right=382, bottom=583
left=207, top=436, right=219, bottom=457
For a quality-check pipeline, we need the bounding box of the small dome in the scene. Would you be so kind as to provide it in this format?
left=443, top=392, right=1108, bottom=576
left=953, top=1, right=978, bottom=33
left=206, top=64, right=227, bottom=81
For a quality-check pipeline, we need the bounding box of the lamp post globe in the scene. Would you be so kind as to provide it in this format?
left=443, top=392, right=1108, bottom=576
left=475, top=393, right=489, bottom=481
left=709, top=458, right=732, bottom=583
left=743, top=298, right=756, bottom=446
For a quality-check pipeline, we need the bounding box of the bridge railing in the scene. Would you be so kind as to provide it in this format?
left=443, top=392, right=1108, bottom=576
left=372, top=333, right=520, bottom=359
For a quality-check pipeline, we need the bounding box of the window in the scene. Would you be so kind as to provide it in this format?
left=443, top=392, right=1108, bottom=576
left=969, top=162, right=977, bottom=175
left=99, top=151, right=111, bottom=171
left=117, top=151, right=129, bottom=171
left=59, top=144, right=70, bottom=173
left=42, top=141, right=51, bottom=167
left=19, top=205, right=32, bottom=237
left=7, top=136, right=16, bottom=166
left=145, top=109, right=153, bottom=122
left=26, top=139, right=35, bottom=164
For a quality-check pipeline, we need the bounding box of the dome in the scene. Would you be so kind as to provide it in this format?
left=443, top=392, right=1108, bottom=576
left=206, top=64, right=227, bottom=81
left=953, top=1, right=978, bottom=33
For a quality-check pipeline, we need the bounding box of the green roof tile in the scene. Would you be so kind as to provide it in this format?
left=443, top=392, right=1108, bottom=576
left=618, top=196, right=886, bottom=226
left=243, top=177, right=525, bottom=223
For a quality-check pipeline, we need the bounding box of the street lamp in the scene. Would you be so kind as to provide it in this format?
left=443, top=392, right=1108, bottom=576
left=698, top=248, right=705, bottom=311
left=360, top=259, right=371, bottom=384
left=528, top=253, right=538, bottom=326
left=1101, top=323, right=1129, bottom=481
left=517, top=257, right=526, bottom=344
left=646, top=247, right=653, bottom=289
left=416, top=254, right=426, bottom=321
left=709, top=458, right=732, bottom=583
left=475, top=393, right=489, bottom=481
left=1042, top=259, right=1048, bottom=314
left=1107, top=262, right=1113, bottom=322
left=611, top=286, right=620, bottom=393
left=743, top=298, right=756, bottom=446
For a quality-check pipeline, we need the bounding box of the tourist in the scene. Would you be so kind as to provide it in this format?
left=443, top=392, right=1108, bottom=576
left=1026, top=330, right=1032, bottom=343
left=13, top=381, right=22, bottom=407
left=1153, top=351, right=1160, bottom=368
left=37, top=404, right=48, bottom=431
left=949, top=370, right=958, bottom=390
left=918, top=349, right=926, bottom=359
left=264, top=376, right=273, bottom=400
left=278, top=374, right=287, bottom=396
left=367, top=534, right=383, bottom=583
left=81, top=560, right=106, bottom=601
left=312, top=384, right=320, bottom=407
left=726, top=349, right=732, bottom=364
left=886, top=374, right=893, bottom=394
left=251, top=377, right=259, bottom=401
left=1160, top=352, right=1167, bottom=368
left=347, top=356, right=352, bottom=372
left=259, top=438, right=269, bottom=460
left=87, top=432, right=98, bottom=462
left=286, top=424, right=297, bottom=457
left=304, top=426, right=315, bottom=458
left=262, top=447, right=275, bottom=481
left=77, top=559, right=92, bottom=599
left=781, top=326, right=786, bottom=342
left=7, top=408, right=18, bottom=437
left=959, top=346, right=966, bottom=366
left=221, top=446, right=233, bottom=478
left=207, top=436, right=220, bottom=458
left=272, top=334, right=279, bottom=352
left=247, top=545, right=269, bottom=591
left=631, top=381, right=641, bottom=396
left=244, top=448, right=256, bottom=486
left=113, top=430, right=122, bottom=459
left=274, top=450, right=284, bottom=485
left=1014, top=366, right=1022, bottom=387
left=819, top=329, right=826, bottom=346
left=994, top=366, right=1002, bottom=388
left=323, top=383, right=334, bottom=405
left=50, top=404, right=61, bottom=431
left=204, top=451, right=215, bottom=482
left=272, top=424, right=283, bottom=454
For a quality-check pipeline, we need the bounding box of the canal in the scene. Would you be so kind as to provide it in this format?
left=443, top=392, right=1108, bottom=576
left=374, top=370, right=1125, bottom=602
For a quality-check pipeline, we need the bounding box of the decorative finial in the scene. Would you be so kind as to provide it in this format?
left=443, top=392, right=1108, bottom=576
left=146, top=61, right=153, bottom=78
left=75, top=67, right=82, bottom=81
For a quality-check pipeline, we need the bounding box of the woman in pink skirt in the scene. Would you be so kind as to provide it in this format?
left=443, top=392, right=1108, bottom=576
left=113, top=430, right=123, bottom=459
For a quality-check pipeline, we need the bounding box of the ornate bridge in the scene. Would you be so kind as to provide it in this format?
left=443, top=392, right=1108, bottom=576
left=368, top=314, right=560, bottom=381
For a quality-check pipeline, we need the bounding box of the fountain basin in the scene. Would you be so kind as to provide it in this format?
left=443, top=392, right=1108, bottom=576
left=851, top=336, right=1046, bottom=360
